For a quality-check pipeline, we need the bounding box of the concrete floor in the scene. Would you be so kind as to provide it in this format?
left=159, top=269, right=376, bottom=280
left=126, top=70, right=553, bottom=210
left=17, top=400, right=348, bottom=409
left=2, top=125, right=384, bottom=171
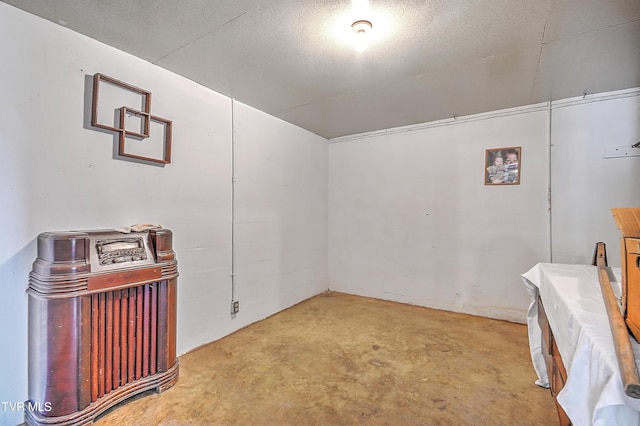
left=95, top=292, right=557, bottom=425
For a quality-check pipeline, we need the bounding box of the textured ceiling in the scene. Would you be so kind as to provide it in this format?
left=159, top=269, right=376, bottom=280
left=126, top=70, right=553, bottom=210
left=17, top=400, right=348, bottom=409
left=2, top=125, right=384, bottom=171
left=3, top=0, right=640, bottom=138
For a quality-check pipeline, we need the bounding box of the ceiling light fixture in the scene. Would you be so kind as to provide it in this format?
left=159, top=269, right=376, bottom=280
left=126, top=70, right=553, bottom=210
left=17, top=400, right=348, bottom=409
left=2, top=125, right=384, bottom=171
left=351, top=19, right=373, bottom=52
left=352, top=19, right=372, bottom=34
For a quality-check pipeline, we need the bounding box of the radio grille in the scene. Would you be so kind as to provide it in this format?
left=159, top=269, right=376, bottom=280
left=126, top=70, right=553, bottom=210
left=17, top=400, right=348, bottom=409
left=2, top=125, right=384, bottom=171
left=90, top=281, right=165, bottom=401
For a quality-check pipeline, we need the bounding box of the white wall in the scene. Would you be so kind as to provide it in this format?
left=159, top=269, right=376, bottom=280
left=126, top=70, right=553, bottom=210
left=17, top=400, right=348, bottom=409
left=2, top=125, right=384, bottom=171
left=0, top=4, right=328, bottom=425
left=550, top=92, right=640, bottom=266
left=329, top=108, right=551, bottom=322
left=329, top=91, right=640, bottom=323
left=233, top=103, right=329, bottom=322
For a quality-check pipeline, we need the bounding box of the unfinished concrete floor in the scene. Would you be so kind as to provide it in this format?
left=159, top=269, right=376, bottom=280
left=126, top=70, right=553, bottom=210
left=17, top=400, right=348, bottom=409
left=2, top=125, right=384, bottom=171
left=95, top=292, right=557, bottom=425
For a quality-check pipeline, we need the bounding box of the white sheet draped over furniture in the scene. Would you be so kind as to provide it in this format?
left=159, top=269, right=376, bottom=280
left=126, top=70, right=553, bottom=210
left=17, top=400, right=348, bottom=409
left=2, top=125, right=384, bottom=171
left=522, top=263, right=640, bottom=426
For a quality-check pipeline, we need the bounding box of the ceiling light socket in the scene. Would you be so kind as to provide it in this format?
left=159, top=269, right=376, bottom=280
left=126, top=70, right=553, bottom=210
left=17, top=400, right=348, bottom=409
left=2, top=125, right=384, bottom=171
left=351, top=20, right=372, bottom=34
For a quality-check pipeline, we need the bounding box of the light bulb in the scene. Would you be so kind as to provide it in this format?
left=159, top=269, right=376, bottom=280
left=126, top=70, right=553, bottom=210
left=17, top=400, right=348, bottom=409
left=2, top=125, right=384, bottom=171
left=351, top=20, right=372, bottom=51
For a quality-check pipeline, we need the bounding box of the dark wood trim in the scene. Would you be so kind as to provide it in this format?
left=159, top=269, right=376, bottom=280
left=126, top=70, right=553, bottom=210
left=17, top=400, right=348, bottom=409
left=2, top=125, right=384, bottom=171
left=538, top=296, right=572, bottom=426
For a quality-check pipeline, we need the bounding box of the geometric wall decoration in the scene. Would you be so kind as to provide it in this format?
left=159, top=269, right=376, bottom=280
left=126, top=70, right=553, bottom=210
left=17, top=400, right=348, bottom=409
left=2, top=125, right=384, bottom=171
left=90, top=73, right=172, bottom=164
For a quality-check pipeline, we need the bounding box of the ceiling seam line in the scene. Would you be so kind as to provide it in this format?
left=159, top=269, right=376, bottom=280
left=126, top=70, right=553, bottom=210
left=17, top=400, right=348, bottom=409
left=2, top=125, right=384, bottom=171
left=152, top=11, right=249, bottom=64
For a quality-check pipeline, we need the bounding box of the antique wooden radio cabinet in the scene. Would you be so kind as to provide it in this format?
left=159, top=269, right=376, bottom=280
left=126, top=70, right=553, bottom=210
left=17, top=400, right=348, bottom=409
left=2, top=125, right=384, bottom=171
left=25, top=228, right=179, bottom=425
left=612, top=208, right=640, bottom=342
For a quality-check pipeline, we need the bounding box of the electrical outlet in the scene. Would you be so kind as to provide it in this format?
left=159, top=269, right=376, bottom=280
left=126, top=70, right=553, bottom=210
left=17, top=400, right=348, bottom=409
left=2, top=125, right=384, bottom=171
left=231, top=300, right=239, bottom=314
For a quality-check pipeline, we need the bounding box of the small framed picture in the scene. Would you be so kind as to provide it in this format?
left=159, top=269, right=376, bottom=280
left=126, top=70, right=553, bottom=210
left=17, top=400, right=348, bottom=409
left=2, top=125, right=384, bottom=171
left=485, top=147, right=521, bottom=185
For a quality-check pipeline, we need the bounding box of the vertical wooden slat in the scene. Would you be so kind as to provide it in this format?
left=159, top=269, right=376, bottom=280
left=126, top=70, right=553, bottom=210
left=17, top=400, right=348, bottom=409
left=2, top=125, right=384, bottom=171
left=150, top=283, right=158, bottom=375
left=78, top=295, right=93, bottom=409
left=135, top=286, right=143, bottom=380
left=143, top=284, right=151, bottom=377
left=156, top=280, right=168, bottom=372
left=120, top=289, right=128, bottom=386
left=98, top=293, right=106, bottom=398
left=112, top=291, right=121, bottom=389
left=91, top=294, right=99, bottom=402
left=105, top=292, right=113, bottom=392
left=167, top=278, right=177, bottom=371
left=128, top=289, right=136, bottom=383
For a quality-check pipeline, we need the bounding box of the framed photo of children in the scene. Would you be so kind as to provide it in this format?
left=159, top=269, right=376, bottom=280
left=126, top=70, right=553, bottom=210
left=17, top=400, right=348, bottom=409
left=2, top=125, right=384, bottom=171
left=484, top=146, right=521, bottom=185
